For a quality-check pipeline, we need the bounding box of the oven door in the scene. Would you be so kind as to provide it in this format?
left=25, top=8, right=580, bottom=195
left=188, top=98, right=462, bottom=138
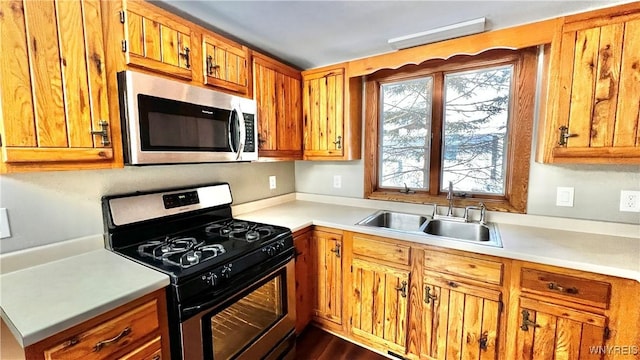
left=181, top=259, right=296, bottom=360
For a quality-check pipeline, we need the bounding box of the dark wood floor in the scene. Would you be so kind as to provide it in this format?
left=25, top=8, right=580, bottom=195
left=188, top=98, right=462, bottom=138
left=296, top=326, right=388, bottom=360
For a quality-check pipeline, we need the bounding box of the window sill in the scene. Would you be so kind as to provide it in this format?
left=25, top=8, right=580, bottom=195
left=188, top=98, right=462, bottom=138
left=367, top=190, right=525, bottom=213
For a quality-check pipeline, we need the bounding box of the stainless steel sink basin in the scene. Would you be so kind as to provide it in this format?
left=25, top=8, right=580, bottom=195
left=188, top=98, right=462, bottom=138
left=356, top=210, right=428, bottom=232
left=423, top=220, right=489, bottom=241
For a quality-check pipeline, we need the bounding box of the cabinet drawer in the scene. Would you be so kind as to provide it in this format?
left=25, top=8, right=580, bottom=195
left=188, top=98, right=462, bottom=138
left=119, top=336, right=162, bottom=360
left=43, top=300, right=160, bottom=360
left=353, top=235, right=410, bottom=266
left=423, top=252, right=503, bottom=285
left=521, top=268, right=611, bottom=309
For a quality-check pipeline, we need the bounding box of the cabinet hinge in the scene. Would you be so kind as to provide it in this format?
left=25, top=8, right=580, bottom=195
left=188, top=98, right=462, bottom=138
left=119, top=10, right=125, bottom=24
left=121, top=40, right=127, bottom=52
left=604, top=327, right=611, bottom=340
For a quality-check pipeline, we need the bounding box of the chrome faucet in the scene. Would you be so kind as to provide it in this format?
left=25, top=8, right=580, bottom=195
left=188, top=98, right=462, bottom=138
left=400, top=183, right=415, bottom=194
left=446, top=181, right=454, bottom=216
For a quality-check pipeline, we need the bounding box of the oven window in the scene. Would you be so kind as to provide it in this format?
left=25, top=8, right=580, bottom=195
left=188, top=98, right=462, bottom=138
left=206, top=272, right=285, bottom=360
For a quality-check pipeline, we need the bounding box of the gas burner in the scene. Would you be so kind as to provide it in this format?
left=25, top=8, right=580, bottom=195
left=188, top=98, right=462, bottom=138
left=229, top=225, right=274, bottom=242
left=138, top=237, right=199, bottom=260
left=205, top=221, right=251, bottom=237
left=163, top=243, right=226, bottom=268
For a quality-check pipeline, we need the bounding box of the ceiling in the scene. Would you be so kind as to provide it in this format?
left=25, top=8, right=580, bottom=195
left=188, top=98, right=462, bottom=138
left=159, top=1, right=626, bottom=70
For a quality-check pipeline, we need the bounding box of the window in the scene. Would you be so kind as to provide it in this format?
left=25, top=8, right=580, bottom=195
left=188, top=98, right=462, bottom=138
left=365, top=49, right=538, bottom=212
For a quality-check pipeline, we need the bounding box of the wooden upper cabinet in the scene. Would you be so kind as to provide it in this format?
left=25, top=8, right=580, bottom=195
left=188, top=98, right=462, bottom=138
left=202, top=33, right=250, bottom=95
left=302, top=65, right=362, bottom=160
left=311, top=229, right=343, bottom=328
left=122, top=0, right=193, bottom=80
left=540, top=6, right=640, bottom=163
left=0, top=0, right=116, bottom=173
left=253, top=53, right=303, bottom=160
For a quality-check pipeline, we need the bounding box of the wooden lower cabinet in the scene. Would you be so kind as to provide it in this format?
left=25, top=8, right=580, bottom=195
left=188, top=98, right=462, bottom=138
left=20, top=289, right=169, bottom=360
left=293, top=228, right=313, bottom=334
left=421, top=273, right=502, bottom=360
left=311, top=228, right=343, bottom=328
left=514, top=297, right=607, bottom=360
left=350, top=258, right=410, bottom=354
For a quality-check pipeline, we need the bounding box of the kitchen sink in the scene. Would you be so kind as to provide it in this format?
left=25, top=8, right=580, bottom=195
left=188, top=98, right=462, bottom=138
left=356, top=210, right=502, bottom=247
left=356, top=210, right=429, bottom=232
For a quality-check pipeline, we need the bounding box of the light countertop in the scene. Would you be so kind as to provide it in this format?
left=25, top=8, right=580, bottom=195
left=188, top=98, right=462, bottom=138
left=235, top=196, right=640, bottom=282
left=0, top=249, right=169, bottom=347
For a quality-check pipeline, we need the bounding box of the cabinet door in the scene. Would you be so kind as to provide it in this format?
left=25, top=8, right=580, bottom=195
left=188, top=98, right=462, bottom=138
left=303, top=68, right=345, bottom=158
left=293, top=229, right=312, bottom=334
left=542, top=11, right=640, bottom=163
left=351, top=258, right=410, bottom=354
left=203, top=34, right=250, bottom=95
left=0, top=0, right=114, bottom=171
left=253, top=55, right=303, bottom=160
left=124, top=0, right=193, bottom=80
left=311, top=230, right=343, bottom=326
left=421, top=276, right=502, bottom=360
left=515, top=297, right=607, bottom=360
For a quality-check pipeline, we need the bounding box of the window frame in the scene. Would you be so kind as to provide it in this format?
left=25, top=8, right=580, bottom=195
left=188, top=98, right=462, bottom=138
left=363, top=48, right=538, bottom=213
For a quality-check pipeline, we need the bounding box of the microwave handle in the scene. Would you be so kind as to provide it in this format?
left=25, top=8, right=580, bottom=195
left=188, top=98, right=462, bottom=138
left=232, top=104, right=246, bottom=160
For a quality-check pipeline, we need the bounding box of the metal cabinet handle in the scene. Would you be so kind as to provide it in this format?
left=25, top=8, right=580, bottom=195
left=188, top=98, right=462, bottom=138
left=395, top=280, right=408, bottom=298
left=479, top=331, right=489, bottom=351
left=424, top=285, right=438, bottom=304
left=330, top=244, right=341, bottom=258
left=152, top=356, right=161, bottom=360
left=333, top=136, right=342, bottom=149
left=90, top=120, right=110, bottom=146
left=179, top=47, right=190, bottom=68
left=93, top=327, right=131, bottom=352
left=207, top=55, right=220, bottom=76
left=558, top=125, right=577, bottom=146
left=520, top=310, right=540, bottom=331
left=548, top=282, right=578, bottom=294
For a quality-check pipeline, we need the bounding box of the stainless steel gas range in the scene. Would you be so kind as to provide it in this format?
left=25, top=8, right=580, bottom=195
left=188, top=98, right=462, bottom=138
left=102, top=183, right=296, bottom=360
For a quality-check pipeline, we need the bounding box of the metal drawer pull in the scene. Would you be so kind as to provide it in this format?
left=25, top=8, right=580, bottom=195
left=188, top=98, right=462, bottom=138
left=333, top=136, right=342, bottom=149
left=395, top=280, right=408, bottom=298
left=152, top=356, right=161, bottom=360
left=558, top=125, right=578, bottom=146
left=207, top=55, right=220, bottom=75
left=520, top=310, right=540, bottom=331
left=90, top=120, right=110, bottom=146
left=424, top=286, right=438, bottom=304
left=330, top=244, right=341, bottom=258
left=548, top=282, right=578, bottom=294
left=179, top=47, right=190, bottom=68
left=93, top=327, right=131, bottom=352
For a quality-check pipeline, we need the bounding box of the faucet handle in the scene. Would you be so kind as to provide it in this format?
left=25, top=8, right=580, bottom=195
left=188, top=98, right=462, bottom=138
left=464, top=202, right=487, bottom=224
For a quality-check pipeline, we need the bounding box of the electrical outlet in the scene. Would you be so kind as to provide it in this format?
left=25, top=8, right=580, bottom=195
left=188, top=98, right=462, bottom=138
left=0, top=208, right=11, bottom=239
left=556, top=187, right=574, bottom=207
left=619, top=190, right=640, bottom=212
left=333, top=175, right=342, bottom=189
left=269, top=176, right=277, bottom=190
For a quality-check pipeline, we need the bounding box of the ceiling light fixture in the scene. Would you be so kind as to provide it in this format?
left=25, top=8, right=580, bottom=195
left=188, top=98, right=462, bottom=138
left=388, top=17, right=486, bottom=50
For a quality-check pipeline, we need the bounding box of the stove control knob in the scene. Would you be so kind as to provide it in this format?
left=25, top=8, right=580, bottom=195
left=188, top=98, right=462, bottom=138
left=202, top=273, right=217, bottom=287
left=221, top=264, right=232, bottom=279
left=263, top=245, right=276, bottom=257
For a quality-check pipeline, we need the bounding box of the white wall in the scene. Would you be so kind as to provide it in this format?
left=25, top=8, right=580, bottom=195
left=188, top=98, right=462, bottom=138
left=0, top=162, right=295, bottom=253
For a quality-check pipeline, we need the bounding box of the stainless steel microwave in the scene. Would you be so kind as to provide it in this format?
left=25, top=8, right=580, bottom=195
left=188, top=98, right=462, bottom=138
left=117, top=70, right=257, bottom=164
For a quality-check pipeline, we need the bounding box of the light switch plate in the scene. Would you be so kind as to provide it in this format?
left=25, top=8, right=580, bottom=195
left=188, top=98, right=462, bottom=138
left=556, top=187, right=574, bottom=207
left=0, top=208, right=11, bottom=239
left=269, top=176, right=277, bottom=190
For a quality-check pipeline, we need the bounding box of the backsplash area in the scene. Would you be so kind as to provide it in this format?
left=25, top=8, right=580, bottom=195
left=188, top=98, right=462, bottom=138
left=0, top=162, right=295, bottom=253
left=295, top=160, right=640, bottom=225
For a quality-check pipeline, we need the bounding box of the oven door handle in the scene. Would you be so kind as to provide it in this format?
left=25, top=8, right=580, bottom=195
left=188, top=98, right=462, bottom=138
left=183, top=298, right=220, bottom=317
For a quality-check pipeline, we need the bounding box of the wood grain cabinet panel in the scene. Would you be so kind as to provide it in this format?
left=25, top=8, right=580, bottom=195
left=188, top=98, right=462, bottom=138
left=351, top=258, right=410, bottom=354
left=202, top=33, right=250, bottom=95
left=514, top=297, right=607, bottom=360
left=302, top=66, right=362, bottom=160
left=293, top=229, right=313, bottom=334
left=0, top=0, right=115, bottom=172
left=311, top=229, right=343, bottom=327
left=540, top=7, right=640, bottom=163
left=521, top=268, right=611, bottom=309
left=123, top=0, right=193, bottom=80
left=253, top=53, right=303, bottom=160
left=421, top=273, right=502, bottom=360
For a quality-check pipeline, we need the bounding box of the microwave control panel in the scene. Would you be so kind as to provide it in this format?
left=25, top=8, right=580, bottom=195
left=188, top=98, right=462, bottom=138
left=243, top=114, right=255, bottom=152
